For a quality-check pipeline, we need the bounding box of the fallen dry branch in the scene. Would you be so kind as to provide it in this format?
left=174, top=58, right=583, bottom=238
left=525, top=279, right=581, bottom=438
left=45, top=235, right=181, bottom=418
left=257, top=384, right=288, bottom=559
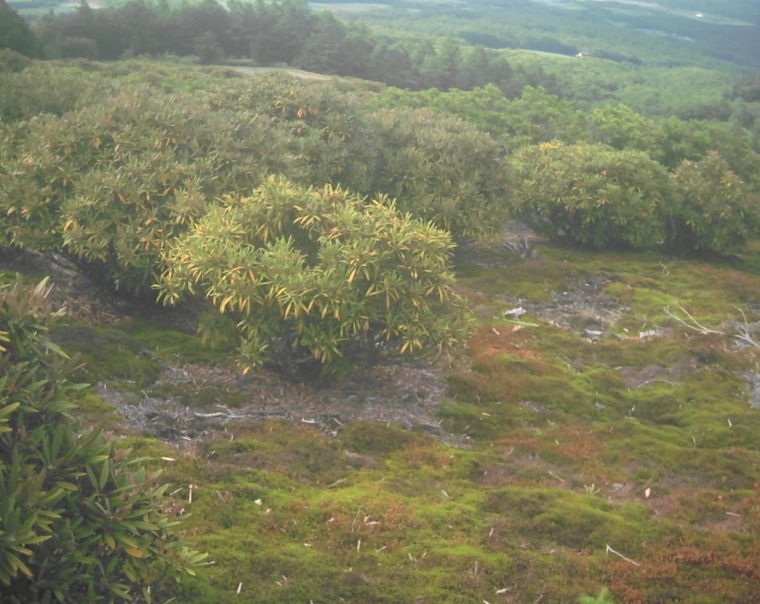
left=728, top=306, right=760, bottom=349
left=664, top=303, right=724, bottom=336
left=665, top=303, right=760, bottom=350
left=605, top=544, right=639, bottom=566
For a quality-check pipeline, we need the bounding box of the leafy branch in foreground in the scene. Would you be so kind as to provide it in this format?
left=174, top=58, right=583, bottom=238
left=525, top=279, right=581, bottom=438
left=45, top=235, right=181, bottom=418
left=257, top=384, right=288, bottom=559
left=0, top=276, right=206, bottom=603
left=158, top=176, right=472, bottom=376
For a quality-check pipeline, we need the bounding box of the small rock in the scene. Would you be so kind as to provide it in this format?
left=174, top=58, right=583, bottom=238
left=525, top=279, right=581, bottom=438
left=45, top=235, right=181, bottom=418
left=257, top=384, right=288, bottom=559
left=639, top=328, right=661, bottom=339
left=504, top=306, right=526, bottom=318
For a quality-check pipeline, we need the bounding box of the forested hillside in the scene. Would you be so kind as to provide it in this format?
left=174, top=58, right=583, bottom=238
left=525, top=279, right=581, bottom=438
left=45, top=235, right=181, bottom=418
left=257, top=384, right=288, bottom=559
left=2, top=0, right=760, bottom=602
left=7, top=0, right=760, bottom=118
left=0, top=0, right=40, bottom=56
left=338, top=0, right=760, bottom=70
left=10, top=0, right=760, bottom=69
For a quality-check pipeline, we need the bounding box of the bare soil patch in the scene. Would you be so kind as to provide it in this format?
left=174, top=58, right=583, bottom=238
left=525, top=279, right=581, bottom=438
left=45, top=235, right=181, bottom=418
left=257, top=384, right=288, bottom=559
left=96, top=360, right=450, bottom=444
left=232, top=66, right=332, bottom=81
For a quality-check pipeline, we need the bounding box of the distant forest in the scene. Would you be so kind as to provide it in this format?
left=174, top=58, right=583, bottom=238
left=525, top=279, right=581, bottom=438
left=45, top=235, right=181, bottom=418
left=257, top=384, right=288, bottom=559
left=14, top=0, right=532, bottom=94
left=339, top=0, right=760, bottom=71
left=5, top=0, right=759, bottom=116
left=10, top=0, right=760, bottom=71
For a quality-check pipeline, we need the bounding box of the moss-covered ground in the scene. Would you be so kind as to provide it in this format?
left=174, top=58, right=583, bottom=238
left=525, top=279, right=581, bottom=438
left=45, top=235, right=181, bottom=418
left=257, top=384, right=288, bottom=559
left=20, top=239, right=760, bottom=602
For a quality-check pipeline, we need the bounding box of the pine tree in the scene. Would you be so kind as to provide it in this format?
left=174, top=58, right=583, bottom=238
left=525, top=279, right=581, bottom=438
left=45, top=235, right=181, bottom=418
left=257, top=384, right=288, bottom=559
left=0, top=0, right=42, bottom=58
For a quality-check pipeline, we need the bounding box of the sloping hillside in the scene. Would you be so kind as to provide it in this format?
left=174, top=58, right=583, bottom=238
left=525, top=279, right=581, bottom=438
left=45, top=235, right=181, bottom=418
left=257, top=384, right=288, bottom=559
left=5, top=232, right=760, bottom=602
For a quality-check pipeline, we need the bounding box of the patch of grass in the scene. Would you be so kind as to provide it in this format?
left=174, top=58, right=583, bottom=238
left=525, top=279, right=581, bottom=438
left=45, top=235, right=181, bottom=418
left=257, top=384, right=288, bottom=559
left=438, top=401, right=503, bottom=440
left=125, top=319, right=233, bottom=364
left=483, top=486, right=663, bottom=551
left=609, top=532, right=760, bottom=603
left=72, top=391, right=125, bottom=430
left=337, top=420, right=417, bottom=456
left=51, top=319, right=229, bottom=386
left=147, top=381, right=247, bottom=410
left=52, top=323, right=164, bottom=386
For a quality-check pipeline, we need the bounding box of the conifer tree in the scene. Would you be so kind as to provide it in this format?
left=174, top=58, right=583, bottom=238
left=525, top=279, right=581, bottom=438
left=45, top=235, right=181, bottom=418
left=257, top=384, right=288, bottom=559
left=0, top=0, right=41, bottom=58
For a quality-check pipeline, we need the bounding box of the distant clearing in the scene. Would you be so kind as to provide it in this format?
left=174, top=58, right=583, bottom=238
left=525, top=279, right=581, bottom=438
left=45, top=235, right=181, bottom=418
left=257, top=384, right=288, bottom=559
left=310, top=2, right=391, bottom=13
left=499, top=48, right=579, bottom=61
left=575, top=0, right=754, bottom=26
left=232, top=66, right=332, bottom=81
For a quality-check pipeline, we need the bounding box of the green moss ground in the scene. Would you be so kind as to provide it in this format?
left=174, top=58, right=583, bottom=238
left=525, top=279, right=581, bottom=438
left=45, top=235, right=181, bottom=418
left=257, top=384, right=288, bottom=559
left=11, top=239, right=760, bottom=602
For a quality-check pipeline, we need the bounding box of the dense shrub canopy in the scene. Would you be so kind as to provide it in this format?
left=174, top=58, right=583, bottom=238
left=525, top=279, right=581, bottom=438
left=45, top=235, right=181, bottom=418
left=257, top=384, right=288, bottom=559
left=510, top=141, right=670, bottom=249
left=366, top=107, right=512, bottom=240
left=667, top=151, right=760, bottom=256
left=1, top=59, right=758, bottom=385
left=0, top=65, right=510, bottom=298
left=159, top=176, right=471, bottom=375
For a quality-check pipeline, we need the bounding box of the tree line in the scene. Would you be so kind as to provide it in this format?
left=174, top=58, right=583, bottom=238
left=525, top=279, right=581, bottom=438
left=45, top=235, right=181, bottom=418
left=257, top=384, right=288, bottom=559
left=20, top=0, right=533, bottom=94
left=0, top=0, right=42, bottom=58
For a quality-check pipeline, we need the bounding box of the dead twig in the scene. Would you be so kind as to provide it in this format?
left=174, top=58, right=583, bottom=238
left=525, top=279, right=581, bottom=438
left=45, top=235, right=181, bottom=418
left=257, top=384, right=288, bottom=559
left=503, top=319, right=540, bottom=327
left=351, top=507, right=362, bottom=533
left=606, top=544, right=639, bottom=566
left=666, top=303, right=760, bottom=350
left=664, top=304, right=723, bottom=336
left=730, top=306, right=760, bottom=349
